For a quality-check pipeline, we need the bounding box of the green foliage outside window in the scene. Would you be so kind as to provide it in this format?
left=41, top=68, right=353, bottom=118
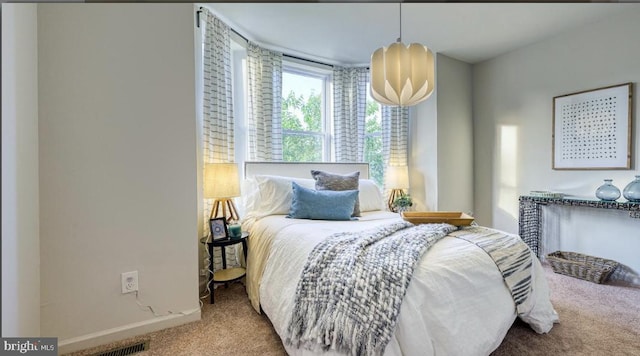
left=282, top=90, right=323, bottom=162
left=364, top=100, right=383, bottom=187
left=281, top=88, right=384, bottom=188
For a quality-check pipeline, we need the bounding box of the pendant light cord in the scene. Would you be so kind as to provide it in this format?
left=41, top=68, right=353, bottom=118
left=398, top=3, right=402, bottom=43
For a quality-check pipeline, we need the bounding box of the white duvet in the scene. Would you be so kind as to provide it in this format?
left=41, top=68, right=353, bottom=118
left=244, top=211, right=558, bottom=356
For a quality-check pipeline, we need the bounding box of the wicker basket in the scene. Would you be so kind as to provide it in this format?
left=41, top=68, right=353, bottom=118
left=546, top=251, right=618, bottom=284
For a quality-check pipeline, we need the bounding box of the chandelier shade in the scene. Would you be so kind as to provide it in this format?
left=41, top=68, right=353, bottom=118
left=370, top=42, right=435, bottom=107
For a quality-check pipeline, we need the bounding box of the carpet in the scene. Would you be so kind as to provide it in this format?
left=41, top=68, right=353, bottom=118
left=67, top=266, right=639, bottom=356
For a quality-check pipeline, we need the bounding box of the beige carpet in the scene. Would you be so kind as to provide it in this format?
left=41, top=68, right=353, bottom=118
left=492, top=266, right=640, bottom=356
left=68, top=266, right=639, bottom=356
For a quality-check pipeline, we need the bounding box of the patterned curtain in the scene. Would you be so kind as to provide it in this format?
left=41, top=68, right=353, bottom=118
left=333, top=67, right=369, bottom=162
left=382, top=106, right=409, bottom=190
left=246, top=43, right=283, bottom=161
left=201, top=9, right=239, bottom=272
left=202, top=9, right=234, bottom=164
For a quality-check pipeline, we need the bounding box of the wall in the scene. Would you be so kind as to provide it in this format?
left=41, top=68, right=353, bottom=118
left=1, top=3, right=41, bottom=337
left=409, top=54, right=474, bottom=214
left=409, top=78, right=438, bottom=211
left=436, top=54, right=474, bottom=213
left=473, top=8, right=640, bottom=272
left=37, top=4, right=200, bottom=352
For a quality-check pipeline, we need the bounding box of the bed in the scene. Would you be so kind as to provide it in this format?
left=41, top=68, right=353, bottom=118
left=241, top=162, right=558, bottom=356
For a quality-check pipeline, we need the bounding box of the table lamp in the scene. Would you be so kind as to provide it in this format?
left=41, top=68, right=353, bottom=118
left=204, top=163, right=240, bottom=222
left=386, top=165, right=409, bottom=212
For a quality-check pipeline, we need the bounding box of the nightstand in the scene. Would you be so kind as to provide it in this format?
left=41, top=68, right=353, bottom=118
left=202, top=232, right=248, bottom=304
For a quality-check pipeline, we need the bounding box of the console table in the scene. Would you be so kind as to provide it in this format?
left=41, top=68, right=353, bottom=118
left=518, top=196, right=640, bottom=257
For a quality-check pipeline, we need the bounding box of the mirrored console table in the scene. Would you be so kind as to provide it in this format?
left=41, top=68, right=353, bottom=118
left=518, top=195, right=640, bottom=257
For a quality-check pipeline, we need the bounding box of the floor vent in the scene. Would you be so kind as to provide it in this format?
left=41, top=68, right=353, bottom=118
left=92, top=340, right=149, bottom=356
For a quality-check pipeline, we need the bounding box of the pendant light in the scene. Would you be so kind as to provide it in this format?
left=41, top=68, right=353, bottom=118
left=370, top=3, right=434, bottom=107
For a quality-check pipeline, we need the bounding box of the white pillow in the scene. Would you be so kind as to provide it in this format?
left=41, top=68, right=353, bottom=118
left=359, top=179, right=385, bottom=212
left=243, top=175, right=383, bottom=217
left=241, top=177, right=260, bottom=216
left=244, top=175, right=315, bottom=218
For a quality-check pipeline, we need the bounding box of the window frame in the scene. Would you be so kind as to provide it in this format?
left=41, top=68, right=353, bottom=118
left=281, top=61, right=333, bottom=162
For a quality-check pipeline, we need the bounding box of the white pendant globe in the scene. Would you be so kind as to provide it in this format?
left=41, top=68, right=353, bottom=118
left=370, top=42, right=435, bottom=107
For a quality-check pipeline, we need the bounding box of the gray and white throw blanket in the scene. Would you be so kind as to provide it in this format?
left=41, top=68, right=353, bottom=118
left=284, top=221, right=457, bottom=356
left=449, top=226, right=535, bottom=316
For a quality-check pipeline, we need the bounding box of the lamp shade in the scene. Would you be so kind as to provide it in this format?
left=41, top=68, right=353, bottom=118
left=386, top=165, right=409, bottom=189
left=370, top=42, right=435, bottom=107
left=204, top=163, right=240, bottom=199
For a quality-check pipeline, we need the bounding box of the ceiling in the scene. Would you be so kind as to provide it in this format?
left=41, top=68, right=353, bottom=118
left=206, top=2, right=634, bottom=66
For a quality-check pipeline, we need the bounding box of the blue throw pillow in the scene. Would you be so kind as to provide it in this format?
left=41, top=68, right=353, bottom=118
left=287, top=182, right=359, bottom=221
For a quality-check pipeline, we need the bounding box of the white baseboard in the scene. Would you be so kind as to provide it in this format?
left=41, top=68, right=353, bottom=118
left=58, top=308, right=201, bottom=354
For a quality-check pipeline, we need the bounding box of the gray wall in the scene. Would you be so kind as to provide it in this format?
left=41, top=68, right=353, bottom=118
left=409, top=86, right=438, bottom=211
left=409, top=54, right=474, bottom=214
left=1, top=3, right=41, bottom=337
left=473, top=7, right=640, bottom=271
left=37, top=4, right=200, bottom=352
left=436, top=54, right=473, bottom=213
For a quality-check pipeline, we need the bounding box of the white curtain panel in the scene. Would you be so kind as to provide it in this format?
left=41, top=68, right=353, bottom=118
left=333, top=67, right=369, bottom=163
left=201, top=9, right=239, bottom=272
left=247, top=43, right=284, bottom=161
left=382, top=106, right=409, bottom=193
left=202, top=9, right=234, bottom=164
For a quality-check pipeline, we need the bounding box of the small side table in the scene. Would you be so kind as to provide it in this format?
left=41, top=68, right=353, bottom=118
left=201, top=232, right=248, bottom=304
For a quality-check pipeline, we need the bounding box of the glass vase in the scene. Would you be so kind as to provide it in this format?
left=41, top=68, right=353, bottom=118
left=622, top=175, right=640, bottom=202
left=595, top=179, right=621, bottom=201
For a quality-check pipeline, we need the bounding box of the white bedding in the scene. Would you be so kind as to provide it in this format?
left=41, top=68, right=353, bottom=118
left=245, top=211, right=558, bottom=356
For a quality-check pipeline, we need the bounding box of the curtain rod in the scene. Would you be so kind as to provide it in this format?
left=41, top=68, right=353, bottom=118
left=197, top=7, right=335, bottom=69
left=230, top=28, right=249, bottom=43
left=229, top=24, right=334, bottom=68
left=283, top=54, right=334, bottom=68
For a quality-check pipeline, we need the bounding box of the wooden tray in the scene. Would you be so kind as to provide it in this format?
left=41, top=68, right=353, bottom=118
left=401, top=211, right=475, bottom=226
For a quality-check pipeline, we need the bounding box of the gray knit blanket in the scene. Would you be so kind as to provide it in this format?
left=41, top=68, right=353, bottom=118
left=449, top=226, right=534, bottom=316
left=284, top=221, right=457, bottom=356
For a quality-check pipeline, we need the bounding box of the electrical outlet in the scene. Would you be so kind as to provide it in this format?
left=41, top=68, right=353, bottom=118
left=121, top=271, right=139, bottom=294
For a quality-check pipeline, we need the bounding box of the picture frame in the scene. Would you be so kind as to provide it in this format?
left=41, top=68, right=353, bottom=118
left=552, top=83, right=632, bottom=170
left=209, top=217, right=228, bottom=241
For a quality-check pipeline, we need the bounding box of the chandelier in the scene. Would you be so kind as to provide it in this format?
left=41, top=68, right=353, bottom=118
left=370, top=4, right=434, bottom=107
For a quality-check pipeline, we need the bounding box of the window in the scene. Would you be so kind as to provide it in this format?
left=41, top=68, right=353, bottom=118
left=281, top=67, right=384, bottom=187
left=281, top=66, right=331, bottom=162
left=364, top=89, right=384, bottom=187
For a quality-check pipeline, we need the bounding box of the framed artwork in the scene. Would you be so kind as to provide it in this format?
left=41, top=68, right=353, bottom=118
left=553, top=83, right=632, bottom=170
left=209, top=217, right=228, bottom=240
